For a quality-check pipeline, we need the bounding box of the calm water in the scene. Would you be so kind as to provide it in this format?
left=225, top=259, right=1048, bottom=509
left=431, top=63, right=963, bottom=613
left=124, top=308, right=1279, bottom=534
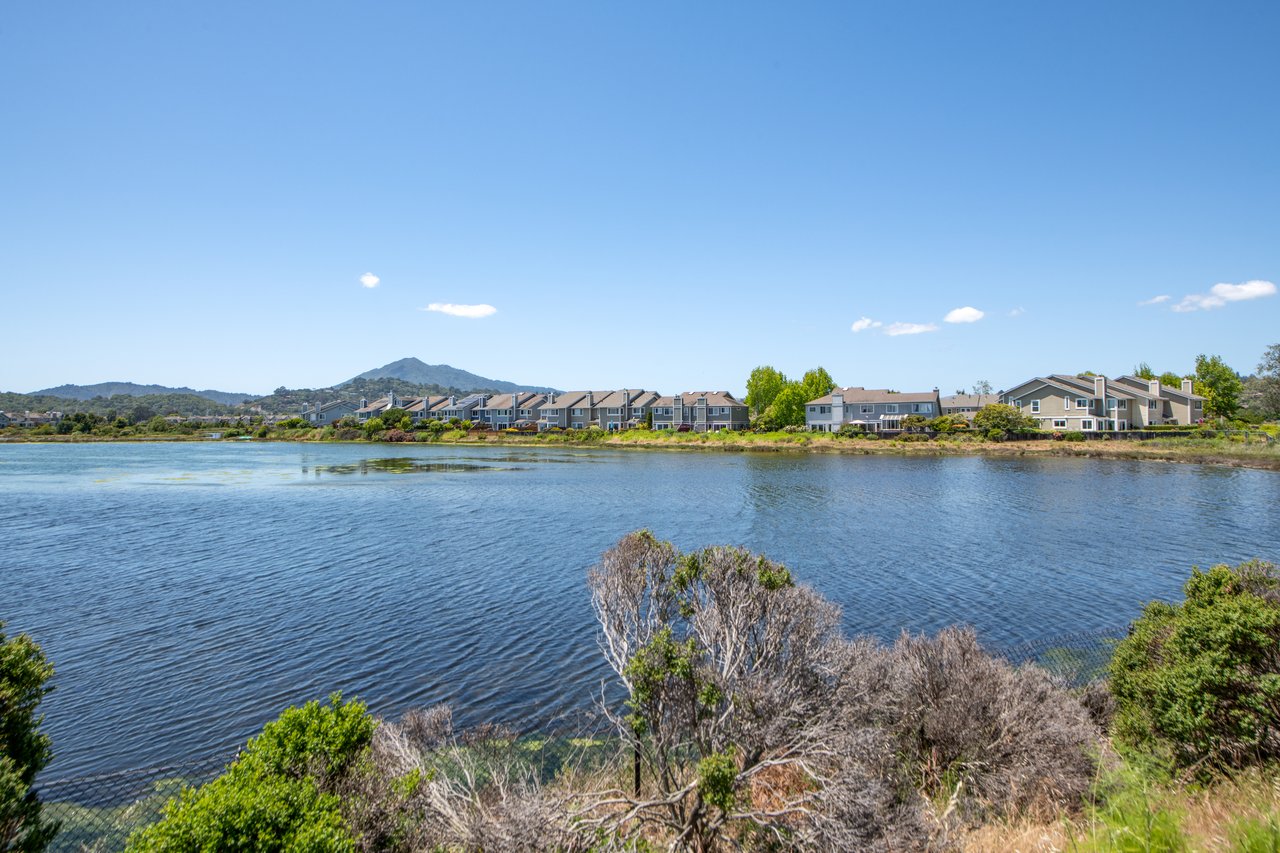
left=3, top=441, right=1278, bottom=778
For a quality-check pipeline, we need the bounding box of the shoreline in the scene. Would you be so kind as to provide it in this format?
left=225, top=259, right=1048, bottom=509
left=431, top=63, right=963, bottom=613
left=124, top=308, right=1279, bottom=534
left=5, top=431, right=1279, bottom=472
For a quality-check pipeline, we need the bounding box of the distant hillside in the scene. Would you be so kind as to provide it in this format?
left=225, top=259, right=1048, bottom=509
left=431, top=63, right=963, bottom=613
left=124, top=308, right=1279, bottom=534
left=34, top=382, right=256, bottom=406
left=347, top=358, right=559, bottom=395
left=0, top=391, right=239, bottom=419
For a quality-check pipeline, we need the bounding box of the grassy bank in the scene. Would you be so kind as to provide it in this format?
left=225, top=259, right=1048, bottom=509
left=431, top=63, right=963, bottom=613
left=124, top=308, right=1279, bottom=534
left=5, top=426, right=1279, bottom=471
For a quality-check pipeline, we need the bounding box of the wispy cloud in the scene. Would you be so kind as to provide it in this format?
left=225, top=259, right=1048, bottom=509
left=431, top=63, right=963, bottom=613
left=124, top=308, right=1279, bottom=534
left=943, top=306, right=984, bottom=324
left=1172, top=280, right=1276, bottom=313
left=423, top=302, right=498, bottom=319
left=359, top=272, right=380, bottom=289
left=1138, top=294, right=1170, bottom=306
left=1008, top=307, right=1025, bottom=317
left=884, top=322, right=938, bottom=336
left=850, top=317, right=882, bottom=333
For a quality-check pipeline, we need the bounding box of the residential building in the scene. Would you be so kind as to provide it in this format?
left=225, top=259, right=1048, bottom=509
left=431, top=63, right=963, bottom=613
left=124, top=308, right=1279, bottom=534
left=650, top=392, right=749, bottom=432
left=939, top=393, right=999, bottom=420
left=434, top=393, right=490, bottom=424
left=300, top=400, right=359, bottom=425
left=805, top=387, right=941, bottom=433
left=477, top=392, right=546, bottom=429
left=999, top=374, right=1205, bottom=431
left=590, top=389, right=660, bottom=430
left=407, top=396, right=450, bottom=422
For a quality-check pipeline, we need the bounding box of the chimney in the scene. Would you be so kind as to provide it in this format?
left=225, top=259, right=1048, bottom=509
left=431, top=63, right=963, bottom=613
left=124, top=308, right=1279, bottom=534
left=548, top=393, right=556, bottom=405
left=1093, top=375, right=1107, bottom=400
left=1181, top=379, right=1194, bottom=395
left=587, top=391, right=594, bottom=407
left=449, top=395, right=456, bottom=406
left=360, top=397, right=368, bottom=408
left=1148, top=379, right=1161, bottom=396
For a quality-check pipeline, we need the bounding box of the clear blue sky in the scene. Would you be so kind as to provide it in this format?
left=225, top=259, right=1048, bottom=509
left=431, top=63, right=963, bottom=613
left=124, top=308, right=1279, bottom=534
left=3, top=1, right=1276, bottom=397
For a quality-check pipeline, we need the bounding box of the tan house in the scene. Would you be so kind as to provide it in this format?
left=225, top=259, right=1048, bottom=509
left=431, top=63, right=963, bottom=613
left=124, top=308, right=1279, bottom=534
left=650, top=392, right=749, bottom=432
left=1000, top=374, right=1205, bottom=431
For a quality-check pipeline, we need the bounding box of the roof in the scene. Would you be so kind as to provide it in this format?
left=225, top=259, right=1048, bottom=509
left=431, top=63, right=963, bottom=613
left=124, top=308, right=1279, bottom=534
left=940, top=394, right=999, bottom=409
left=808, top=387, right=939, bottom=406
left=651, top=392, right=747, bottom=408
left=1114, top=375, right=1205, bottom=401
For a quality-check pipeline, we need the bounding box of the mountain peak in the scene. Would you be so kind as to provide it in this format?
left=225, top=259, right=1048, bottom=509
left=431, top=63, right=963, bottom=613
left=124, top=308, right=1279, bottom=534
left=346, top=358, right=559, bottom=395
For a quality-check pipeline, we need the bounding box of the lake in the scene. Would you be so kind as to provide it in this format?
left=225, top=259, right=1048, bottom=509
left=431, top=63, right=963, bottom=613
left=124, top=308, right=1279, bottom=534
left=2, top=441, right=1278, bottom=778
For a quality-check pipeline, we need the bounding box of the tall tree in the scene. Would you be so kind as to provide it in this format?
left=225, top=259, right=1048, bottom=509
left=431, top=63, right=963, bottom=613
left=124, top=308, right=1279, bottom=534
left=1256, top=344, right=1280, bottom=418
left=799, top=367, right=836, bottom=402
left=763, top=384, right=809, bottom=428
left=744, top=366, right=787, bottom=417
left=1194, top=354, right=1243, bottom=419
left=1133, top=363, right=1156, bottom=380
left=971, top=380, right=993, bottom=395
left=1158, top=371, right=1184, bottom=388
left=0, top=622, right=58, bottom=851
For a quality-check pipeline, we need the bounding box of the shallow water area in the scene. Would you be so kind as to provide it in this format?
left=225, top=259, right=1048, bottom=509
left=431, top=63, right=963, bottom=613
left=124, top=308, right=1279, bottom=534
left=2, top=440, right=1278, bottom=777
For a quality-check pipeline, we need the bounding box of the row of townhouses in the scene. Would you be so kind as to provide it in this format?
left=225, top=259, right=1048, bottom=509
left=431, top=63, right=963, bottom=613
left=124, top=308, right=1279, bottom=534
left=298, top=372, right=1207, bottom=436
left=0, top=411, right=63, bottom=428
left=302, top=389, right=751, bottom=432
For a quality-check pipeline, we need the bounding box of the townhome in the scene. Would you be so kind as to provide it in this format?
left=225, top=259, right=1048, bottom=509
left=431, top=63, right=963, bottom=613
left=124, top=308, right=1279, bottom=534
left=1111, top=376, right=1205, bottom=425
left=591, top=389, right=659, bottom=430
left=300, top=400, right=359, bottom=425
left=939, top=393, right=999, bottom=420
left=477, top=392, right=546, bottom=429
left=999, top=374, right=1205, bottom=431
left=406, top=396, right=450, bottom=422
left=434, top=393, right=490, bottom=424
left=650, top=392, right=749, bottom=432
left=805, top=387, right=941, bottom=433
left=0, top=412, right=11, bottom=428
left=354, top=392, right=405, bottom=422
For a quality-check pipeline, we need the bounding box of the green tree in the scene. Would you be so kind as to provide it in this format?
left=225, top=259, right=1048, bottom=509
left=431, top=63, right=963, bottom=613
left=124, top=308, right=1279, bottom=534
left=972, top=403, right=1038, bottom=439
left=1133, top=363, right=1156, bottom=380
left=1256, top=344, right=1280, bottom=418
left=744, top=366, right=787, bottom=417
left=362, top=417, right=385, bottom=436
left=971, top=379, right=993, bottom=395
left=799, top=367, right=836, bottom=402
left=1158, top=371, right=1184, bottom=388
left=1194, top=354, right=1243, bottom=419
left=1110, top=560, right=1280, bottom=775
left=762, top=383, right=808, bottom=428
left=0, top=622, right=58, bottom=852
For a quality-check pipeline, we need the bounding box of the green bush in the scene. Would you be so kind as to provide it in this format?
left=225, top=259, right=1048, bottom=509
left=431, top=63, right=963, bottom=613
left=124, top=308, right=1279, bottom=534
left=127, top=694, right=374, bottom=852
left=1109, top=560, right=1280, bottom=774
left=0, top=622, right=58, bottom=851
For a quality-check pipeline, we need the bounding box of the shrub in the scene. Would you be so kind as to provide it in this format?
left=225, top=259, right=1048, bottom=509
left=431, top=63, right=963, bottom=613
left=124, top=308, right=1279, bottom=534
left=896, top=433, right=930, bottom=442
left=1064, top=431, right=1086, bottom=442
left=128, top=694, right=374, bottom=852
left=1109, top=559, right=1280, bottom=775
left=0, top=622, right=58, bottom=851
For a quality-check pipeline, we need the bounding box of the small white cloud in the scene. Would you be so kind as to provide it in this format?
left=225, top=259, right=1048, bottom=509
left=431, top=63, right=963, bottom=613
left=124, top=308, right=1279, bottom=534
left=884, top=321, right=938, bottom=336
left=359, top=272, right=380, bottom=289
left=944, top=306, right=985, bottom=324
left=423, top=302, right=498, bottom=319
left=1138, top=294, right=1170, bottom=306
left=850, top=316, right=882, bottom=333
left=1008, top=307, right=1025, bottom=317
left=1173, top=279, right=1276, bottom=312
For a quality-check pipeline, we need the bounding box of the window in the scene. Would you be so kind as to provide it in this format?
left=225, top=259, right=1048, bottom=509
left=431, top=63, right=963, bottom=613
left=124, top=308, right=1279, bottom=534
left=1118, top=400, right=1127, bottom=410
left=1053, top=419, right=1067, bottom=428
left=1014, top=399, right=1022, bottom=408
left=1149, top=400, right=1156, bottom=410
left=572, top=408, right=585, bottom=416
left=861, top=405, right=874, bottom=414
left=1082, top=419, right=1094, bottom=430
left=1031, top=400, right=1040, bottom=413
left=914, top=403, right=933, bottom=413
left=1107, top=398, right=1117, bottom=409
left=1077, top=398, right=1088, bottom=409
left=886, top=404, right=898, bottom=413
left=1194, top=401, right=1202, bottom=410
left=1063, top=397, right=1071, bottom=410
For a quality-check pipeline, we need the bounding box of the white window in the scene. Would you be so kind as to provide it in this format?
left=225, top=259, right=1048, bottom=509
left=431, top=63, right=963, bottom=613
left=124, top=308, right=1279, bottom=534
left=1107, top=399, right=1117, bottom=409
left=1082, top=419, right=1094, bottom=430
left=861, top=405, right=874, bottom=414
left=1053, top=419, right=1067, bottom=428
left=1149, top=400, right=1156, bottom=410
left=1014, top=399, right=1022, bottom=408
left=1194, top=401, right=1202, bottom=410
left=886, top=404, right=898, bottom=413
left=1063, top=397, right=1071, bottom=410
left=1031, top=400, right=1040, bottom=413
left=914, top=403, right=933, bottom=413
left=572, top=408, right=585, bottom=416
left=1076, top=398, right=1088, bottom=409
left=1118, top=400, right=1127, bottom=410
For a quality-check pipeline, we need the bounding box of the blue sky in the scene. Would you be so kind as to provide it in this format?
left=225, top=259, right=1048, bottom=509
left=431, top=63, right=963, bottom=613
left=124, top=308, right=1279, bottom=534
left=3, top=1, right=1276, bottom=397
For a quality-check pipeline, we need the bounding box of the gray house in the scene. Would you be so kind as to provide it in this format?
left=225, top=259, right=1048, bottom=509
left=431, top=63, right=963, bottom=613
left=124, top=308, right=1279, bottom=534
left=477, top=392, right=546, bottom=429
left=650, top=392, right=749, bottom=432
left=300, top=400, right=359, bottom=425
left=939, top=393, right=999, bottom=420
left=805, top=387, right=941, bottom=433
